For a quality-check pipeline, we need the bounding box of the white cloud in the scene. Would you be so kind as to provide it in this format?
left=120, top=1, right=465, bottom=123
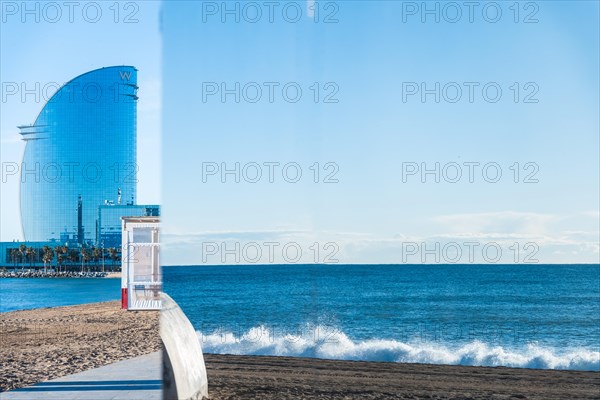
left=160, top=210, right=600, bottom=265
left=431, top=211, right=561, bottom=235
left=582, top=211, right=600, bottom=219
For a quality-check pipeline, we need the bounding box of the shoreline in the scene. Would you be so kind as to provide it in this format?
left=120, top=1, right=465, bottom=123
left=205, top=352, right=599, bottom=374
left=0, top=271, right=121, bottom=278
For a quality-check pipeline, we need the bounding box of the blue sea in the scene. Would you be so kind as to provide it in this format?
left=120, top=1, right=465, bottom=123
left=0, top=278, right=120, bottom=312
left=164, top=264, right=600, bottom=371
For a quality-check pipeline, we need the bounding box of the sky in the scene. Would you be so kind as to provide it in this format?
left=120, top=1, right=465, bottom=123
left=160, top=1, right=599, bottom=265
left=1, top=1, right=598, bottom=265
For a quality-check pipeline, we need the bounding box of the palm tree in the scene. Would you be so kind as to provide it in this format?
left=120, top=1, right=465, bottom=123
left=18, top=244, right=26, bottom=271
left=54, top=246, right=63, bottom=272
left=10, top=248, right=18, bottom=268
left=42, top=246, right=48, bottom=273
left=81, top=248, right=91, bottom=272
left=108, top=247, right=118, bottom=271
left=61, top=246, right=68, bottom=271
left=57, top=253, right=65, bottom=273
left=92, top=247, right=101, bottom=271
left=68, top=249, right=79, bottom=271
left=26, top=246, right=35, bottom=269
left=42, top=246, right=53, bottom=273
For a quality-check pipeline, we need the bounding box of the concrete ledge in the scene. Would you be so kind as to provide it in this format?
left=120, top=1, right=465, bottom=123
left=160, top=293, right=208, bottom=400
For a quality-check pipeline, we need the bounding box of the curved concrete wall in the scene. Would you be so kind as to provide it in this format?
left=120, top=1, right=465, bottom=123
left=160, top=293, right=208, bottom=400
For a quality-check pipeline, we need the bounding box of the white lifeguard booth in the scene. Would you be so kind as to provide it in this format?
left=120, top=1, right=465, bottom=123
left=121, top=216, right=161, bottom=310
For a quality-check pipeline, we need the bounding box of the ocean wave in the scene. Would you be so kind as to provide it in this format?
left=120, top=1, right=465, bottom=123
left=196, top=325, right=600, bottom=371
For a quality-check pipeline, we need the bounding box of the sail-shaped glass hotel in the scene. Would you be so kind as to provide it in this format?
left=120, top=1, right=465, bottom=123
left=19, top=66, right=138, bottom=243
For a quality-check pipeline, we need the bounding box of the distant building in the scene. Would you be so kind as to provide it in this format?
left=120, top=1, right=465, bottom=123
left=97, top=204, right=160, bottom=248
left=19, top=66, right=138, bottom=243
left=0, top=204, right=160, bottom=268
left=0, top=66, right=159, bottom=268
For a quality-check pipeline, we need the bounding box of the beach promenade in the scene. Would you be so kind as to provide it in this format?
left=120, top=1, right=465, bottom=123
left=0, top=352, right=161, bottom=400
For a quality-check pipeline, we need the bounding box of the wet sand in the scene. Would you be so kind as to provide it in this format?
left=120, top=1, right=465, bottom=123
left=204, top=354, right=600, bottom=399
left=0, top=301, right=159, bottom=392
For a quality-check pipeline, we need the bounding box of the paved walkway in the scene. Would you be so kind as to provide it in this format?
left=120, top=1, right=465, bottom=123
left=1, top=352, right=161, bottom=400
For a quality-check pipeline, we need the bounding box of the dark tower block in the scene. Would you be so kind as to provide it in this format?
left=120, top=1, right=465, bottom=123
left=77, top=195, right=84, bottom=245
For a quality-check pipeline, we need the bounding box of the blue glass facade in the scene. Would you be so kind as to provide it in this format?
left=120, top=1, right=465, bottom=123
left=97, top=204, right=160, bottom=248
left=19, top=66, right=138, bottom=243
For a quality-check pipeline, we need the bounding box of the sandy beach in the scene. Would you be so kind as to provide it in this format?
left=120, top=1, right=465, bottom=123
left=0, top=301, right=159, bottom=392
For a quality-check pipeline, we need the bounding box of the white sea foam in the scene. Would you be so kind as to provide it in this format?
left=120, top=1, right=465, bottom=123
left=197, top=325, right=600, bottom=371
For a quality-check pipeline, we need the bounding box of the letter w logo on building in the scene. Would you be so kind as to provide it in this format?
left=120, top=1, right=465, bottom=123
left=119, top=71, right=132, bottom=81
